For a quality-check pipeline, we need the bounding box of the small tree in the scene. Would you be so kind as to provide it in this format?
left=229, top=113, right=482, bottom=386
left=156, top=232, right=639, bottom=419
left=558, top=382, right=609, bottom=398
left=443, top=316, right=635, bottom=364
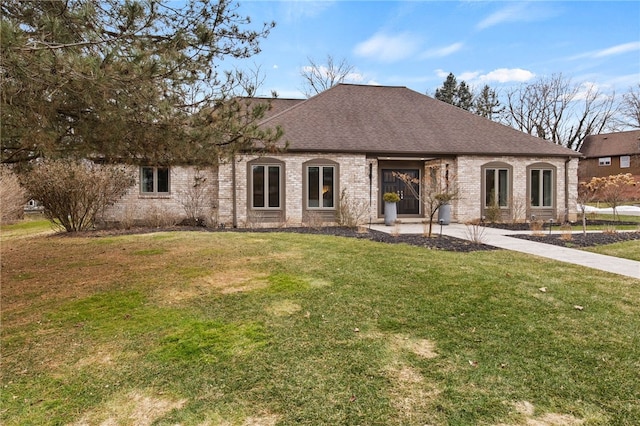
left=19, top=160, right=135, bottom=232
left=586, top=173, right=638, bottom=222
left=576, top=181, right=599, bottom=236
left=0, top=165, right=27, bottom=223
left=393, top=162, right=458, bottom=237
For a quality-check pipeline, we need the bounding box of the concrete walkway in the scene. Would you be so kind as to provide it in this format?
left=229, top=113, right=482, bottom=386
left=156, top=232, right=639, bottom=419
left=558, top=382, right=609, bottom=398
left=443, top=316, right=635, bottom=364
left=370, top=222, right=640, bottom=280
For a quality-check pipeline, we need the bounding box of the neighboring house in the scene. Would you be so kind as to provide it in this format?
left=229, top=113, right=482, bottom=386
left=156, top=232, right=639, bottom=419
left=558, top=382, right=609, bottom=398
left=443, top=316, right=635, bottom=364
left=100, top=84, right=581, bottom=227
left=578, top=130, right=640, bottom=182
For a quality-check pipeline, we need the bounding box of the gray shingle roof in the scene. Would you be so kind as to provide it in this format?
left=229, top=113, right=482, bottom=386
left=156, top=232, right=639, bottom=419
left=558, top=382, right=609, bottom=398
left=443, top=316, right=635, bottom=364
left=580, top=130, right=640, bottom=158
left=259, top=84, right=580, bottom=157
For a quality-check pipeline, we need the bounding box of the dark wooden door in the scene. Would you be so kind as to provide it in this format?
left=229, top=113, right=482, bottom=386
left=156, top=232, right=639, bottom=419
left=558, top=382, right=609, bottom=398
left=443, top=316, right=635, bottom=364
left=381, top=169, right=420, bottom=215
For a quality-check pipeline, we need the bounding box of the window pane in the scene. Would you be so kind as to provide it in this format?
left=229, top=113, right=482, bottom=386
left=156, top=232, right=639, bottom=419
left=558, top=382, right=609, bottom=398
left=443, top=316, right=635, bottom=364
left=252, top=166, right=264, bottom=208
left=308, top=166, right=320, bottom=208
left=498, top=169, right=508, bottom=207
left=157, top=168, right=169, bottom=193
left=531, top=170, right=540, bottom=206
left=485, top=169, right=495, bottom=207
left=141, top=167, right=154, bottom=193
left=322, top=167, right=334, bottom=208
left=542, top=170, right=552, bottom=207
left=268, top=166, right=280, bottom=208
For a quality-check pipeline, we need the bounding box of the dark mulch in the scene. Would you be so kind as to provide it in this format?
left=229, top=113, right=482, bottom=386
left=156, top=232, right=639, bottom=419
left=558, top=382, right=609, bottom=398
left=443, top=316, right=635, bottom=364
left=227, top=226, right=498, bottom=252
left=66, top=219, right=639, bottom=252
left=74, top=225, right=496, bottom=253
left=484, top=220, right=640, bottom=248
left=510, top=231, right=640, bottom=248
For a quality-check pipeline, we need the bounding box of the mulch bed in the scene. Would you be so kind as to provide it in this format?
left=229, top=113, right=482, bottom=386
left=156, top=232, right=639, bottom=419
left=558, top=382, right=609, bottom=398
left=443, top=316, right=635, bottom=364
left=66, top=219, right=639, bottom=253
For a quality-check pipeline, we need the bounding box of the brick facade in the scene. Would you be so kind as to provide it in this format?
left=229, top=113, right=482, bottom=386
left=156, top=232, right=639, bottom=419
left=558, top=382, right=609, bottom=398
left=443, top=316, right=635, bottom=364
left=102, top=154, right=578, bottom=227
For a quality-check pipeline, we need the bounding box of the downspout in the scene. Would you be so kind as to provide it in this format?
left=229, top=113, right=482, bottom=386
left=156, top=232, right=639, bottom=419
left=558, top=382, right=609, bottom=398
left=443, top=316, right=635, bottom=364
left=564, top=157, right=571, bottom=222
left=232, top=155, right=238, bottom=228
left=369, top=162, right=373, bottom=228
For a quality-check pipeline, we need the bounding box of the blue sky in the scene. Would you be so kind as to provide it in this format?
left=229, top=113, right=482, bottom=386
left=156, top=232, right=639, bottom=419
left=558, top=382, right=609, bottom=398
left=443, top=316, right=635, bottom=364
left=231, top=1, right=640, bottom=99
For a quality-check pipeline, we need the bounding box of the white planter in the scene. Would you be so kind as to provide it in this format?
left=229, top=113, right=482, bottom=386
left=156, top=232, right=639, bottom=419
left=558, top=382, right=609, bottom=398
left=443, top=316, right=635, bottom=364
left=437, top=203, right=451, bottom=225
left=384, top=202, right=397, bottom=226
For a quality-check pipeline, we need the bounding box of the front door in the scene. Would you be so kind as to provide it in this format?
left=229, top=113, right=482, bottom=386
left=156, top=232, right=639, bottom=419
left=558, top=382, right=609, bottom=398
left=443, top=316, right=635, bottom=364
left=381, top=169, right=420, bottom=215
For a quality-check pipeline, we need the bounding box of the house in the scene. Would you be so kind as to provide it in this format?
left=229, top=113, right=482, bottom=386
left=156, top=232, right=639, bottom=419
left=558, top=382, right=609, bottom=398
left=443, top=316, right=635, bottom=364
left=100, top=84, right=581, bottom=228
left=578, top=130, right=640, bottom=183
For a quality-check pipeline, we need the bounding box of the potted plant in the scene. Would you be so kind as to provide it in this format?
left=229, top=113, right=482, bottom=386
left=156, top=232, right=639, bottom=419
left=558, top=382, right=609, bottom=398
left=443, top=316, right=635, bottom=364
left=383, top=192, right=400, bottom=226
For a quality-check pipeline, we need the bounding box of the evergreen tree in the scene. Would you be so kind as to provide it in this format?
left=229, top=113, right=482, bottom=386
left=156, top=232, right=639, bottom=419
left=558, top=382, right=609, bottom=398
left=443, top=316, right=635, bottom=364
left=434, top=73, right=473, bottom=111
left=435, top=73, right=458, bottom=105
left=474, top=85, right=504, bottom=120
left=1, top=0, right=280, bottom=165
left=456, top=81, right=474, bottom=111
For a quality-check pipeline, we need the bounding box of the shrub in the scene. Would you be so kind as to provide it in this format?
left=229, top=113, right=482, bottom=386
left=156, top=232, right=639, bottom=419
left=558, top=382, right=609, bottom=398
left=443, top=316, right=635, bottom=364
left=19, top=159, right=135, bottom=232
left=336, top=188, right=369, bottom=228
left=0, top=165, right=27, bottom=224
left=383, top=192, right=400, bottom=203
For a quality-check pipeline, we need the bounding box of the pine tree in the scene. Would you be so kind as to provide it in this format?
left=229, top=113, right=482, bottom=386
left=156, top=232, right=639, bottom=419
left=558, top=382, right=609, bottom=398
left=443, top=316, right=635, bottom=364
left=435, top=73, right=458, bottom=105
left=474, top=85, right=504, bottom=120
left=1, top=0, right=280, bottom=165
left=434, top=73, right=474, bottom=111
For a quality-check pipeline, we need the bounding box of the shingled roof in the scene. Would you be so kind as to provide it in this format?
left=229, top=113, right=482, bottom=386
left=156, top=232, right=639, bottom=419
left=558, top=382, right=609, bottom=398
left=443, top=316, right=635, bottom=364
left=259, top=84, right=580, bottom=157
left=580, top=130, right=640, bottom=158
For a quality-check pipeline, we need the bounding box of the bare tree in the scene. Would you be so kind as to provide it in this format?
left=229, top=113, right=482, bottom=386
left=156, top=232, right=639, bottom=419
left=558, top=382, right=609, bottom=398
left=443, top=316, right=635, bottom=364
left=300, top=55, right=356, bottom=98
left=503, top=74, right=617, bottom=151
left=617, top=84, right=640, bottom=129
left=393, top=161, right=458, bottom=237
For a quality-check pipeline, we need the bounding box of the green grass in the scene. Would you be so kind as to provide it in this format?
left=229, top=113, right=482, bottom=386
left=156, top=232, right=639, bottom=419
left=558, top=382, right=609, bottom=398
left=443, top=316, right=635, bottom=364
left=2, top=226, right=639, bottom=425
left=584, top=240, right=640, bottom=261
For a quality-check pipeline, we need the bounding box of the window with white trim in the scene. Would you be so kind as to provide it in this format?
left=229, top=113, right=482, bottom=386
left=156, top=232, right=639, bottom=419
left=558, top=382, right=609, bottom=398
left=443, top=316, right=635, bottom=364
left=141, top=166, right=170, bottom=194
left=251, top=164, right=281, bottom=208
left=307, top=165, right=335, bottom=209
left=485, top=168, right=509, bottom=207
left=620, top=156, right=630, bottom=168
left=599, top=157, right=611, bottom=166
left=530, top=169, right=553, bottom=207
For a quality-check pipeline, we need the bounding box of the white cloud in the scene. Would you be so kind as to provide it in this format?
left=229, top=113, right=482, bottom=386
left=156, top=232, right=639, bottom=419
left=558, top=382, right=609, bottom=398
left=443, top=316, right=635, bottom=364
left=432, top=68, right=534, bottom=85
left=354, top=32, right=421, bottom=63
left=476, top=2, right=557, bottom=30
left=420, top=42, right=464, bottom=59
left=476, top=3, right=529, bottom=30
left=568, top=41, right=640, bottom=61
left=282, top=1, right=335, bottom=22
left=478, top=68, right=536, bottom=83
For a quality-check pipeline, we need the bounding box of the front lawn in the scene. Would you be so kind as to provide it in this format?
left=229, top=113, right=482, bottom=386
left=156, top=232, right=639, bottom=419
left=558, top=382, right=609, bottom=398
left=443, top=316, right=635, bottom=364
left=2, top=229, right=639, bottom=425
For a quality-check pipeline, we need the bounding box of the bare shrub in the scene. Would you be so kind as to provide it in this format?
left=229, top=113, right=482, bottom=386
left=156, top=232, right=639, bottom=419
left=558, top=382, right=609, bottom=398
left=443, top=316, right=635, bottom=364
left=0, top=165, right=27, bottom=224
left=603, top=225, right=617, bottom=234
left=19, top=160, right=135, bottom=232
left=336, top=188, right=369, bottom=228
left=484, top=199, right=502, bottom=223
left=464, top=221, right=487, bottom=244
left=142, top=205, right=180, bottom=228
left=245, top=210, right=264, bottom=229
left=511, top=197, right=527, bottom=224
left=178, top=170, right=212, bottom=226
left=560, top=224, right=573, bottom=241
left=529, top=220, right=544, bottom=236
left=303, top=211, right=324, bottom=230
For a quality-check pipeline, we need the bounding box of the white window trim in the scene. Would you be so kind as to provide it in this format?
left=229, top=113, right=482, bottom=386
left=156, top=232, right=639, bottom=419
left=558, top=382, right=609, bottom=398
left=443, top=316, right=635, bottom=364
left=620, top=155, right=630, bottom=168
left=598, top=157, right=611, bottom=166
